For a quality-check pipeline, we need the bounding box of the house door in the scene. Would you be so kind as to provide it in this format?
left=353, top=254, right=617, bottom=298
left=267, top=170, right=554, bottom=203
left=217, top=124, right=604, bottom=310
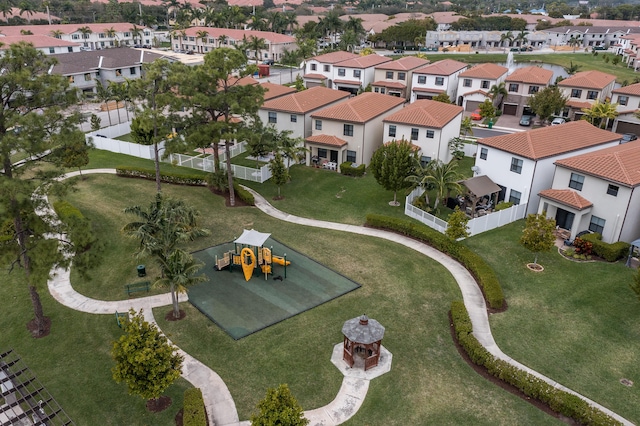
left=330, top=150, right=338, bottom=163
left=555, top=208, right=575, bottom=230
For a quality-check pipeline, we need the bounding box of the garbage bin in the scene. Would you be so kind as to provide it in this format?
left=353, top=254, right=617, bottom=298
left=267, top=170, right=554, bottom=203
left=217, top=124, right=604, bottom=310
left=488, top=120, right=493, bottom=129
left=137, top=265, right=146, bottom=277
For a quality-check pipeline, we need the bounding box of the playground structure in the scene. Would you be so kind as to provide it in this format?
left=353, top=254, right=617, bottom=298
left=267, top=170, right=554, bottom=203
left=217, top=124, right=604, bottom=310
left=215, top=229, right=291, bottom=281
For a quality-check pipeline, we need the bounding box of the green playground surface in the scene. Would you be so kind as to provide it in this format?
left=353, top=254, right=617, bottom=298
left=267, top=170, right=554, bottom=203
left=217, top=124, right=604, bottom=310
left=190, top=238, right=361, bottom=339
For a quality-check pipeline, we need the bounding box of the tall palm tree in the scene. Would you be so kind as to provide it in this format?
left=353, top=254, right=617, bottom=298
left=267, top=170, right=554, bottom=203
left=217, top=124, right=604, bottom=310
left=488, top=82, right=508, bottom=109
left=581, top=100, right=619, bottom=129
left=95, top=80, right=113, bottom=127
left=500, top=31, right=513, bottom=52
left=405, top=159, right=436, bottom=207
left=460, top=116, right=474, bottom=139
left=155, top=249, right=207, bottom=319
left=50, top=29, right=64, bottom=39
left=282, top=11, right=298, bottom=34
left=130, top=24, right=143, bottom=45
left=426, top=160, right=463, bottom=210
left=227, top=6, right=246, bottom=30
left=515, top=30, right=528, bottom=48
left=0, top=2, right=13, bottom=21
left=319, top=10, right=343, bottom=45
left=18, top=0, right=35, bottom=24
left=196, top=29, right=209, bottom=53
left=217, top=34, right=228, bottom=48
left=247, top=35, right=268, bottom=63
left=568, top=35, right=581, bottom=53
left=42, top=0, right=51, bottom=25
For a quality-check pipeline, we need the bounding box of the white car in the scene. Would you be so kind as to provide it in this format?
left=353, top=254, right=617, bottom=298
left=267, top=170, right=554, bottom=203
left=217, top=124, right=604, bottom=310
left=551, top=117, right=566, bottom=125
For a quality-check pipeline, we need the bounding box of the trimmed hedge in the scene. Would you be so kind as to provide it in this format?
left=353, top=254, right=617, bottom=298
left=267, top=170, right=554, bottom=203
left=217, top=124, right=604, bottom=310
left=234, top=182, right=255, bottom=206
left=366, top=214, right=504, bottom=309
left=581, top=233, right=630, bottom=262
left=340, top=161, right=366, bottom=177
left=115, top=167, right=206, bottom=186
left=53, top=200, right=85, bottom=222
left=450, top=301, right=621, bottom=426
left=183, top=388, right=207, bottom=426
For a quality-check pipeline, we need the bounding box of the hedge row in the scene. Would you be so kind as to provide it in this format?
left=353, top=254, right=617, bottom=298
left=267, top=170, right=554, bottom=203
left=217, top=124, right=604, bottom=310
left=580, top=233, right=630, bottom=262
left=233, top=182, right=255, bottom=206
left=183, top=388, right=207, bottom=426
left=450, top=301, right=621, bottom=426
left=365, top=214, right=504, bottom=309
left=52, top=200, right=85, bottom=222
left=115, top=167, right=206, bottom=186
left=340, top=161, right=366, bottom=177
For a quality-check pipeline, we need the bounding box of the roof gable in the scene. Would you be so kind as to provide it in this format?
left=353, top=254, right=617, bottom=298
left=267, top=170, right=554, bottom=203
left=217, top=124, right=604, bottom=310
left=261, top=82, right=296, bottom=101
left=459, top=63, right=508, bottom=80
left=612, top=82, right=640, bottom=96
left=310, top=51, right=359, bottom=64
left=262, top=86, right=350, bottom=113
left=336, top=54, right=392, bottom=68
left=505, top=66, right=553, bottom=85
left=558, top=70, right=616, bottom=90
left=376, top=56, right=430, bottom=71
left=383, top=99, right=462, bottom=128
left=311, top=92, right=405, bottom=123
left=414, top=59, right=467, bottom=76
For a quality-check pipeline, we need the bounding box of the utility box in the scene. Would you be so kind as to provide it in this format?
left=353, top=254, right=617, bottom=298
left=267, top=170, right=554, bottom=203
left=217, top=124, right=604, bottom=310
left=258, top=64, right=270, bottom=77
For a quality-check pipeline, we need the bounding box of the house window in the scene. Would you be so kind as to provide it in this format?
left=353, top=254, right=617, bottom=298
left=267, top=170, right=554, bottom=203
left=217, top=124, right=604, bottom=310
left=510, top=157, right=523, bottom=174
left=420, top=155, right=431, bottom=167
left=463, top=79, right=472, bottom=87
left=571, top=89, right=582, bottom=98
left=290, top=114, right=297, bottom=123
left=374, top=87, right=379, bottom=93
left=49, top=47, right=55, bottom=54
left=388, top=125, right=396, bottom=137
left=84, top=73, right=91, bottom=81
left=435, top=77, right=444, bottom=86
left=397, top=72, right=406, bottom=81
left=508, top=83, right=519, bottom=92
left=417, top=75, right=426, bottom=84
left=115, top=69, right=122, bottom=77
left=72, top=34, right=79, bottom=40
left=338, top=68, right=346, bottom=77
left=346, top=150, right=356, bottom=163
left=411, top=128, right=419, bottom=140
left=344, top=124, right=354, bottom=136
left=323, top=65, right=330, bottom=72
left=426, top=130, right=434, bottom=138
left=480, top=147, right=488, bottom=160
left=509, top=189, right=522, bottom=205
left=353, top=70, right=361, bottom=78
left=619, top=96, right=629, bottom=106
left=124, top=32, right=130, bottom=37
left=189, top=37, right=195, bottom=41
left=481, top=80, right=489, bottom=89
left=315, top=120, right=322, bottom=130
left=587, top=90, right=598, bottom=100
left=568, top=173, right=584, bottom=191
left=589, top=215, right=606, bottom=234
left=380, top=88, right=385, bottom=94
left=68, top=47, right=73, bottom=52
left=268, top=112, right=277, bottom=123
left=130, top=67, right=136, bottom=75
left=528, top=86, right=539, bottom=94
left=318, top=148, right=327, bottom=158
left=386, top=71, right=393, bottom=79
left=99, top=33, right=105, bottom=38
left=311, top=64, right=317, bottom=71
left=607, top=184, right=619, bottom=196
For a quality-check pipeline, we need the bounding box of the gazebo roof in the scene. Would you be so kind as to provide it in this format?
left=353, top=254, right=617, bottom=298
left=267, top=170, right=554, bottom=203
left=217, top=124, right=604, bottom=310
left=462, top=175, right=501, bottom=198
left=234, top=229, right=271, bottom=247
left=342, top=314, right=385, bottom=344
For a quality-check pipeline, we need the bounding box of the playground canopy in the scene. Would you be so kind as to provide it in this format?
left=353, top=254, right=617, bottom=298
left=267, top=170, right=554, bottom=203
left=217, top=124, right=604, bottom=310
left=234, top=229, right=271, bottom=247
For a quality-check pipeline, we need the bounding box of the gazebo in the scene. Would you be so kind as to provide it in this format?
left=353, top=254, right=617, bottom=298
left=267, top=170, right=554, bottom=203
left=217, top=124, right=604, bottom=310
left=342, top=314, right=385, bottom=371
left=461, top=175, right=501, bottom=217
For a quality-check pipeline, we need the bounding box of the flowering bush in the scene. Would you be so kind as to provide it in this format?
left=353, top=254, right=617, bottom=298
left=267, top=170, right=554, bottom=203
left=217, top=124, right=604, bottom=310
left=573, top=237, right=593, bottom=255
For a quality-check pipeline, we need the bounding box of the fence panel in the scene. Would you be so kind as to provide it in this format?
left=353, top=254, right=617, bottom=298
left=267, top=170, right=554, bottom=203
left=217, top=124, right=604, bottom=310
left=463, top=143, right=477, bottom=158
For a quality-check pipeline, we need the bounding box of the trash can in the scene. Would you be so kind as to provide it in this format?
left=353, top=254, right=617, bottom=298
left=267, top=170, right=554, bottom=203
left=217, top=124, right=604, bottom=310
left=137, top=265, right=146, bottom=277
left=488, top=120, right=493, bottom=129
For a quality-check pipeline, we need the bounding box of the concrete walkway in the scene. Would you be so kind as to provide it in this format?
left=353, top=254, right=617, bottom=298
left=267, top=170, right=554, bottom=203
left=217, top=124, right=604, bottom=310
left=40, top=169, right=632, bottom=425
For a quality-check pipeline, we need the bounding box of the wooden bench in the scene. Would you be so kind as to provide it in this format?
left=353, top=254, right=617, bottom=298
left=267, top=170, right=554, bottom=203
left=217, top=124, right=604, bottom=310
left=115, top=311, right=128, bottom=328
left=124, top=281, right=150, bottom=297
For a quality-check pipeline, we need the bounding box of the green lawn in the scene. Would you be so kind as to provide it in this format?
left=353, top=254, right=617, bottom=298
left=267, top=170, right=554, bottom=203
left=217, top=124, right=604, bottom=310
left=230, top=150, right=269, bottom=168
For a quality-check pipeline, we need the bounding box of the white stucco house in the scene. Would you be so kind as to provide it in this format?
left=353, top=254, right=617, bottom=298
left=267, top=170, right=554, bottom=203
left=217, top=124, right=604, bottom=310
left=371, top=56, right=430, bottom=100
left=475, top=120, right=622, bottom=215
left=382, top=99, right=463, bottom=164
left=410, top=59, right=468, bottom=103
left=611, top=82, right=640, bottom=135
left=557, top=70, right=617, bottom=120
left=538, top=139, right=640, bottom=243
left=330, top=54, right=392, bottom=94
left=456, top=63, right=509, bottom=111
left=303, top=51, right=360, bottom=89
left=503, top=66, right=554, bottom=117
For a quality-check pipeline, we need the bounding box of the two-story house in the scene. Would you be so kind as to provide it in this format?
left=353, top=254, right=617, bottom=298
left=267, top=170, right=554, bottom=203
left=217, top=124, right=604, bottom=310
left=382, top=100, right=463, bottom=164
left=331, top=54, right=392, bottom=94
left=306, top=92, right=405, bottom=169
left=475, top=120, right=621, bottom=215
left=456, top=63, right=509, bottom=111
left=371, top=56, right=430, bottom=99
left=258, top=86, right=351, bottom=140
left=304, top=51, right=359, bottom=89
left=261, top=82, right=297, bottom=102
left=557, top=70, right=617, bottom=120
left=410, top=59, right=468, bottom=103
left=502, top=66, right=554, bottom=117
left=611, top=82, right=640, bottom=135
left=0, top=35, right=80, bottom=55
left=538, top=140, right=640, bottom=243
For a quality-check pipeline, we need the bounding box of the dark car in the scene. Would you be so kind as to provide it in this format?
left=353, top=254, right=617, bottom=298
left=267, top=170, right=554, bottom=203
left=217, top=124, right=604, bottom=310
left=262, top=59, right=274, bottom=65
left=393, top=48, right=404, bottom=54
left=622, top=133, right=638, bottom=143
left=519, top=115, right=533, bottom=126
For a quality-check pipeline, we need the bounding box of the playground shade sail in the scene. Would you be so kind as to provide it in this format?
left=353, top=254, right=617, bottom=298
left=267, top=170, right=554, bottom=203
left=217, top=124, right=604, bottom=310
left=189, top=238, right=361, bottom=339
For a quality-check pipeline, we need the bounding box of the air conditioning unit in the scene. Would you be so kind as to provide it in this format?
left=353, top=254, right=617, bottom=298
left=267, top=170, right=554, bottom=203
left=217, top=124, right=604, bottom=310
left=471, top=166, right=480, bottom=174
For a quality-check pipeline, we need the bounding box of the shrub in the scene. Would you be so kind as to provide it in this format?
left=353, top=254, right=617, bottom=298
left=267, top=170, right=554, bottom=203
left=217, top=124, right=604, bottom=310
left=340, top=161, right=366, bottom=177
left=573, top=237, right=592, bottom=255
left=581, top=233, right=630, bottom=262
left=53, top=200, right=85, bottom=222
left=116, top=167, right=206, bottom=186
left=234, top=182, right=255, bottom=206
left=450, top=301, right=622, bottom=426
left=183, top=388, right=207, bottom=426
left=366, top=214, right=504, bottom=309
left=494, top=201, right=513, bottom=212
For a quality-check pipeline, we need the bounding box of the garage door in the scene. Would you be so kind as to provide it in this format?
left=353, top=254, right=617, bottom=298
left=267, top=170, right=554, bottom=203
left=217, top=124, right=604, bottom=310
left=615, top=121, right=640, bottom=135
left=503, top=104, right=517, bottom=115
left=465, top=101, right=481, bottom=112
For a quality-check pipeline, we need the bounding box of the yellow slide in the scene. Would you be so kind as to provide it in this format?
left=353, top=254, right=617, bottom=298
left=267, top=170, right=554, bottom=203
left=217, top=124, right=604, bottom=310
left=240, top=248, right=256, bottom=281
left=272, top=256, right=291, bottom=266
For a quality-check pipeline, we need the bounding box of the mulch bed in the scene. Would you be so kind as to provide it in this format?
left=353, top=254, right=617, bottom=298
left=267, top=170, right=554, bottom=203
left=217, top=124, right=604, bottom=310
left=208, top=186, right=251, bottom=208
left=27, top=316, right=51, bottom=338
left=165, top=309, right=186, bottom=321
left=147, top=396, right=172, bottom=413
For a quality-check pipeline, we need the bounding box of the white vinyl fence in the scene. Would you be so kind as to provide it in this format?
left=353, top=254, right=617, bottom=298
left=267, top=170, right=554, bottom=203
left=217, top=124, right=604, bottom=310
left=404, top=187, right=528, bottom=237
left=86, top=122, right=166, bottom=161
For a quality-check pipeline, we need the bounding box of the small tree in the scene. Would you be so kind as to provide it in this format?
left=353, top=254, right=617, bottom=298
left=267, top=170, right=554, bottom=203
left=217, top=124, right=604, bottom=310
left=52, top=131, right=92, bottom=178
left=478, top=99, right=496, bottom=121
left=432, top=93, right=451, bottom=103
left=520, top=212, right=556, bottom=266
left=294, top=75, right=306, bottom=91
left=528, top=86, right=567, bottom=124
left=250, top=384, right=309, bottom=426
left=111, top=309, right=183, bottom=409
left=369, top=139, right=417, bottom=206
left=448, top=137, right=465, bottom=161
left=269, top=152, right=289, bottom=199
left=90, top=114, right=101, bottom=131
left=445, top=206, right=470, bottom=240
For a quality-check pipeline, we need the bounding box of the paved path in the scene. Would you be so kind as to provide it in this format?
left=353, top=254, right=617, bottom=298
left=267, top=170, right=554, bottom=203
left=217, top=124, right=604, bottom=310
left=40, top=169, right=633, bottom=425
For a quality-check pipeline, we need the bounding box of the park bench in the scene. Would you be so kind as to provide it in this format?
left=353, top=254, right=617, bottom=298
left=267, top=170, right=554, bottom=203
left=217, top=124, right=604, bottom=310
left=115, top=311, right=128, bottom=328
left=124, top=281, right=150, bottom=297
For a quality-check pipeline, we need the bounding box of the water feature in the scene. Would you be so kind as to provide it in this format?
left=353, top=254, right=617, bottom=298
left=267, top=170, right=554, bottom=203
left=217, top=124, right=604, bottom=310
left=506, top=51, right=514, bottom=71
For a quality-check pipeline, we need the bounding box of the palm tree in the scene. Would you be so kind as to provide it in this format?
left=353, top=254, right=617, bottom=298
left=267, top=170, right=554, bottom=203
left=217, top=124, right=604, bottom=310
left=426, top=160, right=463, bottom=210
left=95, top=80, right=113, bottom=127
left=217, top=34, right=228, bottom=48
left=0, top=2, right=13, bottom=21
left=500, top=31, right=513, bottom=52
left=130, top=25, right=144, bottom=46
left=155, top=249, right=207, bottom=319
left=405, top=159, right=436, bottom=207
left=282, top=11, right=298, bottom=34
left=19, top=0, right=35, bottom=24
left=42, top=0, right=51, bottom=25
left=564, top=61, right=581, bottom=75
left=319, top=10, right=343, bottom=45
left=460, top=116, right=474, bottom=138
left=227, top=6, right=246, bottom=30
left=247, top=35, right=268, bottom=63
left=581, top=100, right=619, bottom=129
left=568, top=35, right=581, bottom=53
left=50, top=29, right=64, bottom=39
left=515, top=30, right=528, bottom=48
left=196, top=29, right=209, bottom=53
left=105, top=26, right=118, bottom=45
left=488, top=82, right=508, bottom=109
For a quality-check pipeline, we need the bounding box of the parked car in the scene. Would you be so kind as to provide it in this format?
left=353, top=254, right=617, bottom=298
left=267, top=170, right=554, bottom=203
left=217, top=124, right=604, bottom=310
left=519, top=115, right=533, bottom=126
left=262, top=59, right=274, bottom=65
left=470, top=109, right=482, bottom=121
left=621, top=133, right=638, bottom=143
left=393, top=48, right=404, bottom=54
left=551, top=117, right=566, bottom=126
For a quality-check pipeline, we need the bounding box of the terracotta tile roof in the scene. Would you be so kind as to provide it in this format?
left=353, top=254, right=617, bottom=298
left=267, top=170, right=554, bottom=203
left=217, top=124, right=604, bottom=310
left=372, top=80, right=407, bottom=89
left=459, top=63, right=508, bottom=80
left=538, top=189, right=593, bottom=210
left=376, top=56, right=430, bottom=71
left=413, top=59, right=468, bottom=76
left=566, top=100, right=594, bottom=109
left=0, top=35, right=78, bottom=48
left=558, top=70, right=616, bottom=90
left=554, top=140, right=640, bottom=187
left=0, top=23, right=152, bottom=36
left=505, top=66, right=553, bottom=85
left=305, top=134, right=348, bottom=147
left=261, top=82, right=296, bottom=101
left=183, top=27, right=295, bottom=44
left=478, top=120, right=620, bottom=160
left=262, top=86, right=350, bottom=114
left=412, top=87, right=446, bottom=94
left=311, top=92, right=405, bottom=123
left=463, top=89, right=489, bottom=96
left=336, top=54, right=392, bottom=68
left=0, top=7, right=60, bottom=22
left=613, top=82, right=640, bottom=96
left=383, top=99, right=462, bottom=128
left=310, top=51, right=359, bottom=64
left=303, top=73, right=327, bottom=80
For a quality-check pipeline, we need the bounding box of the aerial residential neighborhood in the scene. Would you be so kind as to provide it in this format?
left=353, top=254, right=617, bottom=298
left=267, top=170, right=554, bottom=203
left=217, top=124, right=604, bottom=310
left=4, top=1, right=640, bottom=425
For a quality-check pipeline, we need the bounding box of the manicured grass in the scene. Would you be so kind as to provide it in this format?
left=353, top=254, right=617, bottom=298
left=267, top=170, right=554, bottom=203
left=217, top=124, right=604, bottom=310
left=421, top=53, right=509, bottom=64
left=230, top=150, right=269, bottom=168
left=115, top=133, right=135, bottom=143
left=462, top=221, right=640, bottom=423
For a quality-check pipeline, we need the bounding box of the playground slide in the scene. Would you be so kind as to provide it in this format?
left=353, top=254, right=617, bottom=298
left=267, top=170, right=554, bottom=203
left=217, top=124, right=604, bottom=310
left=272, top=256, right=291, bottom=266
left=240, top=248, right=256, bottom=281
